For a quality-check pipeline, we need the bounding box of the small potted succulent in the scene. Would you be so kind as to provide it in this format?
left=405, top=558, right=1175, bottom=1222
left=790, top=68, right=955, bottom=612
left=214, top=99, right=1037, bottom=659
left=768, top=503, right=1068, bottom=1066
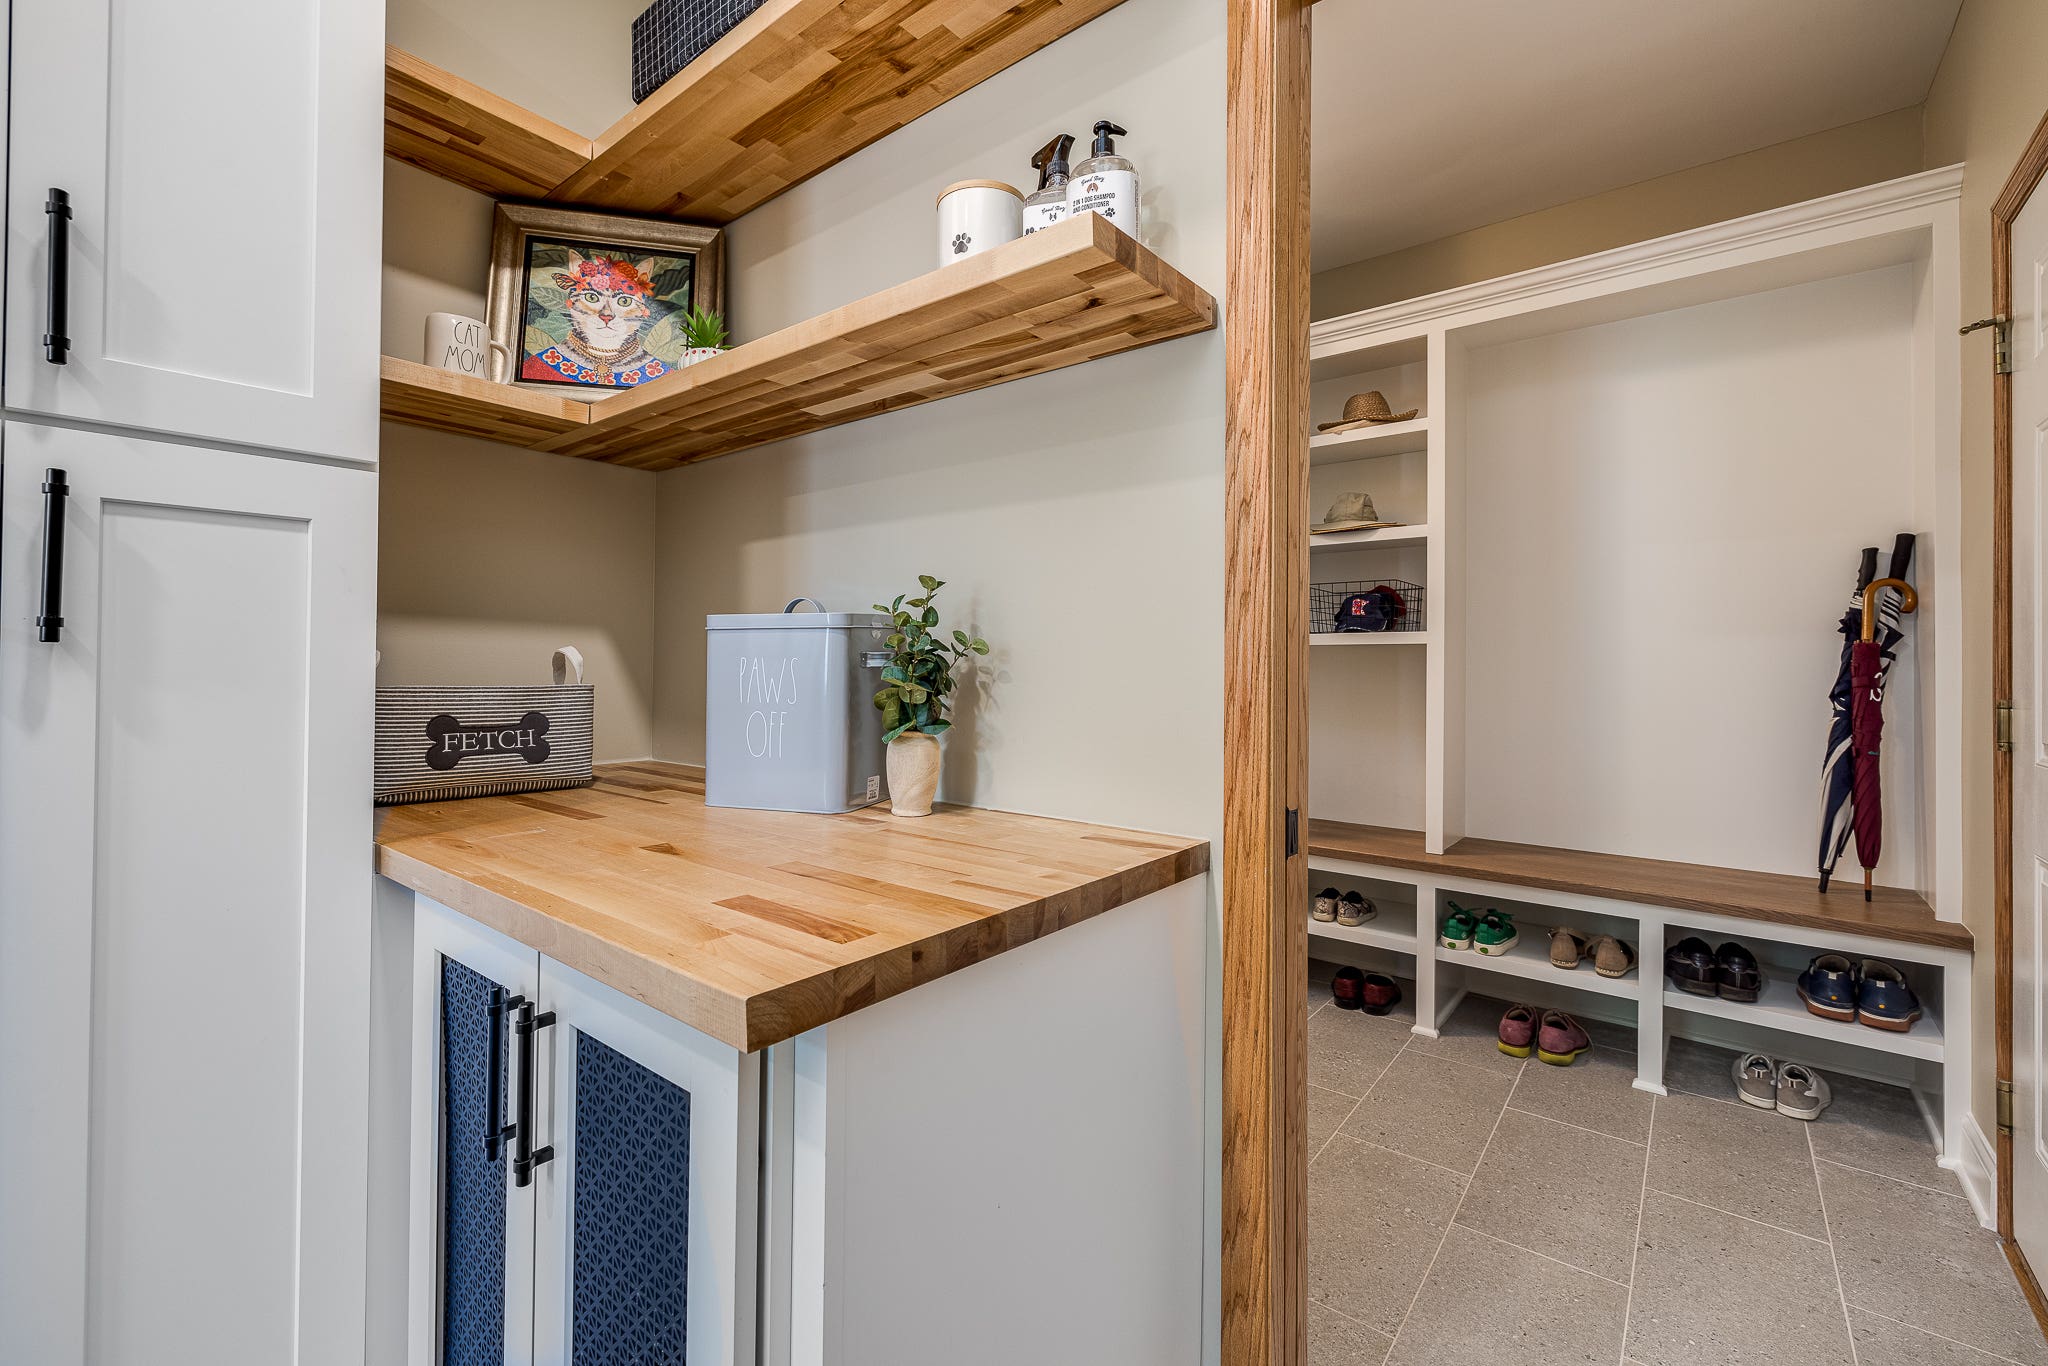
left=871, top=575, right=989, bottom=817
left=677, top=304, right=729, bottom=367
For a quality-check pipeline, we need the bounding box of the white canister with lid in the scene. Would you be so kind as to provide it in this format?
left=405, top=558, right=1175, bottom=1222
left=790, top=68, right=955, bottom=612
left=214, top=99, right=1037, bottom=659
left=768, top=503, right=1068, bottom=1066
left=936, top=180, right=1022, bottom=268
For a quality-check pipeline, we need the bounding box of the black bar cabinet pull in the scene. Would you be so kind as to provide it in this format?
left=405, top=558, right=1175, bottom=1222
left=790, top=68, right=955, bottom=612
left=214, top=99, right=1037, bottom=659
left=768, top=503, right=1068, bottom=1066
left=36, top=467, right=68, bottom=643
left=512, top=1000, right=556, bottom=1187
left=484, top=987, right=514, bottom=1162
left=44, top=189, right=70, bottom=365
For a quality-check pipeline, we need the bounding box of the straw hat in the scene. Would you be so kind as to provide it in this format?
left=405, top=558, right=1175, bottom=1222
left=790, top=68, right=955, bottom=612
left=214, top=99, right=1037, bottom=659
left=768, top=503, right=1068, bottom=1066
left=1319, top=391, right=1419, bottom=433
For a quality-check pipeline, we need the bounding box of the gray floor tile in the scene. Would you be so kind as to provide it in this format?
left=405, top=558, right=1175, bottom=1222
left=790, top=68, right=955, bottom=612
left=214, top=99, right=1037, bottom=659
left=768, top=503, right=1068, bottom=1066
left=1342, top=1052, right=1515, bottom=1176
left=1310, top=1301, right=1394, bottom=1366
left=1310, top=1084, right=1361, bottom=1157
left=1385, top=1223, right=1629, bottom=1366
left=1807, top=1073, right=1959, bottom=1195
left=1661, top=1036, right=1743, bottom=1102
left=1851, top=1307, right=2025, bottom=1365
left=1644, top=1091, right=1826, bottom=1239
left=1454, top=1108, right=1646, bottom=1282
left=1583, top=1014, right=1641, bottom=1054
left=1307, top=1135, right=1467, bottom=1337
left=1625, top=1190, right=1849, bottom=1366
left=1310, top=1006, right=1410, bottom=1098
left=1402, top=993, right=1525, bottom=1077
left=1822, top=1162, right=2048, bottom=1365
left=1510, top=1043, right=1654, bottom=1144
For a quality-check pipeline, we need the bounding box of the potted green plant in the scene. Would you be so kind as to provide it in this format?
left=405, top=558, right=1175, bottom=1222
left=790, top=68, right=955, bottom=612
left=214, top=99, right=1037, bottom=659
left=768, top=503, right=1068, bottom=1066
left=677, top=304, right=729, bottom=368
left=871, top=575, right=989, bottom=817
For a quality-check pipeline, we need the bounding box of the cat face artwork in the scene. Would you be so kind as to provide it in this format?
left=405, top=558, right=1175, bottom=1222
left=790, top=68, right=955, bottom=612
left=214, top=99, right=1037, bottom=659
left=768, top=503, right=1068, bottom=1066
left=515, top=235, right=700, bottom=390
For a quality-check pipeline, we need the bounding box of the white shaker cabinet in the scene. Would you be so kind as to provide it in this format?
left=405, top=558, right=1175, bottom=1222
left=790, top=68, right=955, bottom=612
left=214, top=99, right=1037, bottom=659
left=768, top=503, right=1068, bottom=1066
left=0, top=421, right=378, bottom=1366
left=4, top=0, right=383, bottom=464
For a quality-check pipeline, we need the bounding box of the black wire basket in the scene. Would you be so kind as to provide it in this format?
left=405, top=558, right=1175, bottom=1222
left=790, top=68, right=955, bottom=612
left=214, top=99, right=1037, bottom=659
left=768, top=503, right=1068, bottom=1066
left=1310, top=579, right=1427, bottom=635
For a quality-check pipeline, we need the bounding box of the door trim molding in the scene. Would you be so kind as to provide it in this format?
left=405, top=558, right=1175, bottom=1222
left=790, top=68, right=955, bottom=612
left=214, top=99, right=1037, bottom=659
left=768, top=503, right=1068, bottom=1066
left=1221, top=1, right=1311, bottom=1361
left=1995, top=105, right=2048, bottom=1254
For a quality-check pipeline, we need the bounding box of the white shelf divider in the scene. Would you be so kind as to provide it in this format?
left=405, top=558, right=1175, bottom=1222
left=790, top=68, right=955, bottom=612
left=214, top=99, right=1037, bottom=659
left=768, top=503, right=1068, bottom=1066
left=1307, top=916, right=1418, bottom=956
left=1433, top=937, right=1640, bottom=999
left=1309, top=416, right=1430, bottom=466
left=1310, top=632, right=1431, bottom=648
left=1663, top=979, right=1944, bottom=1063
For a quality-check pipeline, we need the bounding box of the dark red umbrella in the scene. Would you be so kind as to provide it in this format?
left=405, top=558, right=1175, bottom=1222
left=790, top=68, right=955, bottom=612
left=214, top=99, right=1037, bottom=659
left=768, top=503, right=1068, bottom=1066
left=1851, top=577, right=1918, bottom=901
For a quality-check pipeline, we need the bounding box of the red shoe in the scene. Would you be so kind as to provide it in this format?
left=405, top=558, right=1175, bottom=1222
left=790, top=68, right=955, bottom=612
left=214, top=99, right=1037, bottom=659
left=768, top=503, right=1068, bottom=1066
left=1536, top=1010, right=1591, bottom=1066
left=1330, top=967, right=1365, bottom=1010
left=1360, top=973, right=1402, bottom=1016
left=1497, top=1004, right=1537, bottom=1058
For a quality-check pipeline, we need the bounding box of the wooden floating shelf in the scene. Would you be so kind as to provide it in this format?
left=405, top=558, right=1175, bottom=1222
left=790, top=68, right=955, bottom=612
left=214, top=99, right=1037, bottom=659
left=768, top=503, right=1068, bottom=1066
left=1304, top=818, right=1968, bottom=951
left=385, top=0, right=1129, bottom=222
left=378, top=214, right=1216, bottom=469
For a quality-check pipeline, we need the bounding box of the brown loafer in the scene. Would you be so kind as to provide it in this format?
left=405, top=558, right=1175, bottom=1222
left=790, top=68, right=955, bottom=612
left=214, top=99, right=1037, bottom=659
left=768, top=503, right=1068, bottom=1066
left=1549, top=927, right=1587, bottom=970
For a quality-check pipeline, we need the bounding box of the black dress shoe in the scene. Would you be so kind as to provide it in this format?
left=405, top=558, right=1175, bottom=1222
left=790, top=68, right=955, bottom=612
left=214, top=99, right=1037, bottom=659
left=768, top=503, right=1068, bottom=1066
left=1715, top=941, right=1763, bottom=1002
left=1665, top=936, right=1717, bottom=996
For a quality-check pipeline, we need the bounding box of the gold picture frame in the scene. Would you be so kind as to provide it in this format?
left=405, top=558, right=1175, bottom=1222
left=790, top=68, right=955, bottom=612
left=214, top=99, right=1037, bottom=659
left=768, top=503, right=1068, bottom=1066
left=485, top=202, right=725, bottom=393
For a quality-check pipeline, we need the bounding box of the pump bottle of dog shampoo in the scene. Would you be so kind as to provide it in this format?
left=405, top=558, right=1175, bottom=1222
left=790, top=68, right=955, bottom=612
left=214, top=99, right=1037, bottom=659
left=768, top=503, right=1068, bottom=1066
left=1023, top=133, right=1075, bottom=234
left=1067, top=120, right=1138, bottom=236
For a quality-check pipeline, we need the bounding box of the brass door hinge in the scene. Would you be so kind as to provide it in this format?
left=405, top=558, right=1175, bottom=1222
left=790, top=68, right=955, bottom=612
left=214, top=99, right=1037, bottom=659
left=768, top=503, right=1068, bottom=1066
left=1962, top=316, right=2013, bottom=375
left=2001, top=1078, right=2016, bottom=1137
left=1999, top=699, right=2016, bottom=754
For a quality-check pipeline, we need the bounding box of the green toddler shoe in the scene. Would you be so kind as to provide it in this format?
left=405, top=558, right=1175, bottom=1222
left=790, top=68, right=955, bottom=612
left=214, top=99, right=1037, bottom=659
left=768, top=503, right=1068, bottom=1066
left=1473, top=911, right=1519, bottom=956
left=1439, top=902, right=1479, bottom=951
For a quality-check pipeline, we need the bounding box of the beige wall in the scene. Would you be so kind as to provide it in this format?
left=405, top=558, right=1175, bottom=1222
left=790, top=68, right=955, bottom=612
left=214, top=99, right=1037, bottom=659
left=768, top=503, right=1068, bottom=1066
left=1312, top=107, right=1925, bottom=318
left=1923, top=0, right=2048, bottom=1177
left=377, top=2, right=661, bottom=759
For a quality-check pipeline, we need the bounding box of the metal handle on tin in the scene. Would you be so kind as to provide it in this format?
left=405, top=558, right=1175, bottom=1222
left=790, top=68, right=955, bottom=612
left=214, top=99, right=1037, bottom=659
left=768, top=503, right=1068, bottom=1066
left=783, top=598, right=825, bottom=614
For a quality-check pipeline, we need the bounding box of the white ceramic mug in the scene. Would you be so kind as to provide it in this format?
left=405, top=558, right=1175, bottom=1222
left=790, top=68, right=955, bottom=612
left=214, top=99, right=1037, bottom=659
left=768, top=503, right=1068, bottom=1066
left=936, top=180, right=1022, bottom=268
left=424, top=312, right=511, bottom=381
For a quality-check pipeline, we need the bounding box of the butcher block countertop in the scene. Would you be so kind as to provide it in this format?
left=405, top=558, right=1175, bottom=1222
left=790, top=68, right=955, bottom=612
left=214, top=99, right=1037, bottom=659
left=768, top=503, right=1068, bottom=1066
left=374, top=762, right=1210, bottom=1052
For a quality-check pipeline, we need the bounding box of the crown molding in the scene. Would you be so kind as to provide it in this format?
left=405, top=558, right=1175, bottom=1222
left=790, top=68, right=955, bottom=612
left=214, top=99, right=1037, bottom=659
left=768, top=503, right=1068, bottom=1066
left=1312, top=164, right=1965, bottom=357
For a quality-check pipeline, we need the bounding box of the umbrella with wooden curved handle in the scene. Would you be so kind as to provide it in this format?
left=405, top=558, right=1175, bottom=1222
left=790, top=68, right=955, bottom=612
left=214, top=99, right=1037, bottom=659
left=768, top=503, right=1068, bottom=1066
left=1851, top=578, right=1918, bottom=900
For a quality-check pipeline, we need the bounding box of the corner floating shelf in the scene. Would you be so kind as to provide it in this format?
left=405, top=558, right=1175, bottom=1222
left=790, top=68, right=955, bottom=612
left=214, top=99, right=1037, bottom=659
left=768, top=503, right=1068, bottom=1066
left=1310, top=416, right=1429, bottom=466
left=384, top=0, right=1129, bottom=221
left=377, top=215, right=1216, bottom=469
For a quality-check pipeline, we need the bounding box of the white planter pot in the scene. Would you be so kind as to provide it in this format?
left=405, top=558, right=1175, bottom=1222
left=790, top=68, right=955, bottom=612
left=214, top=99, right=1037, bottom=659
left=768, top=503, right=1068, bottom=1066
left=678, top=346, right=727, bottom=368
left=885, top=733, right=942, bottom=817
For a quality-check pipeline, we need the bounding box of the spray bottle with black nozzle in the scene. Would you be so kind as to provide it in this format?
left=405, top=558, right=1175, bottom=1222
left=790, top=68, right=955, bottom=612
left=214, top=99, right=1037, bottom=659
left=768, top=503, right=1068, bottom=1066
left=1023, top=133, right=1076, bottom=235
left=1067, top=120, right=1139, bottom=237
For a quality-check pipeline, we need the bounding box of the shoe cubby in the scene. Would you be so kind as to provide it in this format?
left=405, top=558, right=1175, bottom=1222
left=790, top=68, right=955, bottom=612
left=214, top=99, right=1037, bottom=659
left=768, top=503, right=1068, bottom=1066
left=1428, top=888, right=1639, bottom=999
left=1304, top=869, right=1420, bottom=960
left=1659, top=922, right=1946, bottom=1067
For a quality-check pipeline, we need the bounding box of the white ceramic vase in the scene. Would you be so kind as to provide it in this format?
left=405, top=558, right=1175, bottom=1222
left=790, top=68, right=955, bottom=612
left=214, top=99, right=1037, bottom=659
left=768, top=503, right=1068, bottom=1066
left=885, top=733, right=942, bottom=817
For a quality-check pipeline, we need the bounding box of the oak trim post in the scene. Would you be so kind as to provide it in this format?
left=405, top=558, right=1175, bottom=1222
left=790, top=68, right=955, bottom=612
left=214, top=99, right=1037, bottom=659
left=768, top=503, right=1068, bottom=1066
left=1222, top=0, right=1311, bottom=1361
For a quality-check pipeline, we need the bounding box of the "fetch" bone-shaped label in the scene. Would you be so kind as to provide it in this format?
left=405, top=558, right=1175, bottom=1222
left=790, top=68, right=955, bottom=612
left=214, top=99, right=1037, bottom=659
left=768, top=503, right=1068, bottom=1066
left=423, top=711, right=552, bottom=770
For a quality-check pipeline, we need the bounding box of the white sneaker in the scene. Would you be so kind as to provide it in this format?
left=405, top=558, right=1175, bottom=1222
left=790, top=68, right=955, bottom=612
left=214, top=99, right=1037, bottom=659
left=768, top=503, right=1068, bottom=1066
left=1336, top=891, right=1375, bottom=927
left=1776, top=1063, right=1831, bottom=1121
left=1732, top=1052, right=1778, bottom=1110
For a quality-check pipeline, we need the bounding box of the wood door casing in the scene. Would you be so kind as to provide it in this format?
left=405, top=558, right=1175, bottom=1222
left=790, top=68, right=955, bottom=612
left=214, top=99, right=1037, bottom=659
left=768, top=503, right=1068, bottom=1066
left=1222, top=1, right=1311, bottom=1363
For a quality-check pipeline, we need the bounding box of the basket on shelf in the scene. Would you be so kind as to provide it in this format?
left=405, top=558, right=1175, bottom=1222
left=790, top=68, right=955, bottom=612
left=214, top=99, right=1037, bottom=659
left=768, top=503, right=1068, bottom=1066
left=632, top=0, right=768, bottom=103
left=1310, top=579, right=1427, bottom=635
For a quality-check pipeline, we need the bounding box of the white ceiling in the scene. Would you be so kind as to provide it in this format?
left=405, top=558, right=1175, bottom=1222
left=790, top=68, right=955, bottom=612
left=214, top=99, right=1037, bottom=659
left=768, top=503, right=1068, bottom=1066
left=1311, top=0, right=1961, bottom=272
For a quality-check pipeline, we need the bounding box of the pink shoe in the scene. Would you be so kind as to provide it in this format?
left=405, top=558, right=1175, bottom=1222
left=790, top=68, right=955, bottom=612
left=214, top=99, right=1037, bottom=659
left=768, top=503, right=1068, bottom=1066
left=1536, top=1010, right=1591, bottom=1066
left=1497, top=1004, right=1537, bottom=1058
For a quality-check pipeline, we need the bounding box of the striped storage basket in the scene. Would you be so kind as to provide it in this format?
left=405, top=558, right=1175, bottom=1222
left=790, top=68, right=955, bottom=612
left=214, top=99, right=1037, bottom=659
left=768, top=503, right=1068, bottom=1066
left=375, top=648, right=595, bottom=806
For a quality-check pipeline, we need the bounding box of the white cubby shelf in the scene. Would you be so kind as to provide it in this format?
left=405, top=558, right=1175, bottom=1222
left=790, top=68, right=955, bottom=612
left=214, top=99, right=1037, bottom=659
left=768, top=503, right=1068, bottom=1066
left=1310, top=525, right=1430, bottom=554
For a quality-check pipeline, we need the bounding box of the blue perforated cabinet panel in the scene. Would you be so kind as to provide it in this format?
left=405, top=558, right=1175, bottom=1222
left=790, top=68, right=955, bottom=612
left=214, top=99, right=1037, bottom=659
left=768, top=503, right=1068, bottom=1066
left=571, top=1029, right=692, bottom=1364
left=441, top=958, right=510, bottom=1366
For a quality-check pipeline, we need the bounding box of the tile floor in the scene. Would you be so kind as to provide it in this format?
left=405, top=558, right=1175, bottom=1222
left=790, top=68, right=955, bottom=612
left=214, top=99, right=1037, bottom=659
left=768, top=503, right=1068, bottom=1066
left=1306, top=965, right=2048, bottom=1366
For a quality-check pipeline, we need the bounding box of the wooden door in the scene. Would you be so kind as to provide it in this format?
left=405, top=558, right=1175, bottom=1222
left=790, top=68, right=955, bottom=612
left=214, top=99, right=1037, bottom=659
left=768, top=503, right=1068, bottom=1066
left=2015, top=171, right=2048, bottom=1265
left=531, top=957, right=760, bottom=1366
left=0, top=421, right=377, bottom=1366
left=4, top=0, right=382, bottom=462
left=407, top=899, right=543, bottom=1366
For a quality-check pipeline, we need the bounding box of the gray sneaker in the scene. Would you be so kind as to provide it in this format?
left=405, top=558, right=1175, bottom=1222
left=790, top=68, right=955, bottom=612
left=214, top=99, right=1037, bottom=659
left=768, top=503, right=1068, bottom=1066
left=1776, top=1063, right=1831, bottom=1121
left=1732, top=1052, right=1778, bottom=1110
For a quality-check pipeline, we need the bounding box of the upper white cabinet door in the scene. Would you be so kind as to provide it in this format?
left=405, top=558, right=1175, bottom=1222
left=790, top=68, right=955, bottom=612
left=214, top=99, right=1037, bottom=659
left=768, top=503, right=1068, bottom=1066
left=5, top=0, right=382, bottom=463
left=0, top=420, right=377, bottom=1366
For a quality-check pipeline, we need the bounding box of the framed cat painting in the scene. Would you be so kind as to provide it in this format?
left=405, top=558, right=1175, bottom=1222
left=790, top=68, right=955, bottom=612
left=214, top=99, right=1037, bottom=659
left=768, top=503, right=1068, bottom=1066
left=484, top=203, right=724, bottom=394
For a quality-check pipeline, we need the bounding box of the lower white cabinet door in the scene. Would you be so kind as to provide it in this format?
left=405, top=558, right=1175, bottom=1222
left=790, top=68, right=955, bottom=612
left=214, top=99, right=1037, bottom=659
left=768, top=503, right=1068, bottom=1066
left=404, top=896, right=761, bottom=1366
left=532, top=956, right=761, bottom=1366
left=0, top=420, right=377, bottom=1366
left=408, top=901, right=543, bottom=1366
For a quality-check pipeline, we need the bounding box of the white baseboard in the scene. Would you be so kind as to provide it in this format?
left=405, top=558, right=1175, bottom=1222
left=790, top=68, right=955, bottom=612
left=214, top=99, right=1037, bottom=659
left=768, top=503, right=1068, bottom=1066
left=1955, top=1114, right=1998, bottom=1231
